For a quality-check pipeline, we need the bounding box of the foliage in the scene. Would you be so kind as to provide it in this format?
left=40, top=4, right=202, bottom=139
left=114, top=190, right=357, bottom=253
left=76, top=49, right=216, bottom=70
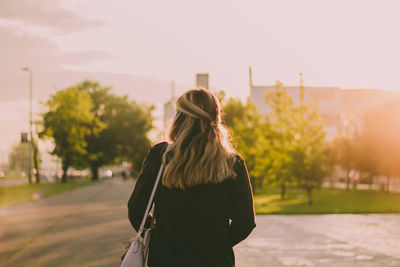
left=40, top=86, right=95, bottom=182
left=290, top=98, right=329, bottom=204
left=222, top=96, right=272, bottom=193
left=76, top=80, right=154, bottom=179
left=264, top=80, right=330, bottom=204
left=221, top=78, right=331, bottom=203
left=40, top=80, right=154, bottom=181
left=264, top=81, right=297, bottom=199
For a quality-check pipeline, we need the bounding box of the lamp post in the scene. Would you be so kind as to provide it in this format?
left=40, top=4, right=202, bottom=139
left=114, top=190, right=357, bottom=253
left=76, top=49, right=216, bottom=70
left=22, top=67, right=33, bottom=184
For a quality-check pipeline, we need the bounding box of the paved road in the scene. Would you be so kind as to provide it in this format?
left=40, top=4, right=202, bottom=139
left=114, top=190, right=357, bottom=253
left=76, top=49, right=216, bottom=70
left=1, top=178, right=399, bottom=267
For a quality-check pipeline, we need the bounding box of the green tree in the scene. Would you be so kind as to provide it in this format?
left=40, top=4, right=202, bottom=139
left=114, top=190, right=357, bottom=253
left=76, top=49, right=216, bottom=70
left=265, top=79, right=330, bottom=204
left=264, top=81, right=297, bottom=200
left=76, top=80, right=154, bottom=180
left=101, top=94, right=154, bottom=175
left=289, top=107, right=328, bottom=204
left=223, top=96, right=272, bottom=193
left=290, top=78, right=328, bottom=204
left=40, top=87, right=94, bottom=183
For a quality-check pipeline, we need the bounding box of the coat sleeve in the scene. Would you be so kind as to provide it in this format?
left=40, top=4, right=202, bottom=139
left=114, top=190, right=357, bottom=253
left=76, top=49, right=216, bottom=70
left=229, top=156, right=256, bottom=246
left=127, top=145, right=159, bottom=232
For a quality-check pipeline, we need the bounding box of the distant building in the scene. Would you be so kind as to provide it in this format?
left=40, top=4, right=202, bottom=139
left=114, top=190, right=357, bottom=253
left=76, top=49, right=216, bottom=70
left=251, top=85, right=343, bottom=140
left=163, top=98, right=176, bottom=133
left=196, top=73, right=209, bottom=90
left=249, top=70, right=396, bottom=141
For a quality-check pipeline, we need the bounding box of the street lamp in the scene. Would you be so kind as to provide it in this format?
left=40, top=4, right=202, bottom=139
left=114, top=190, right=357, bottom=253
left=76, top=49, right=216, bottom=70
left=22, top=67, right=33, bottom=184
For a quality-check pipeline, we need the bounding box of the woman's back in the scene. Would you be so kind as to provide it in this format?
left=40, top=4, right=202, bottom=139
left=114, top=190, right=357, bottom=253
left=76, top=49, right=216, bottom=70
left=128, top=142, right=256, bottom=267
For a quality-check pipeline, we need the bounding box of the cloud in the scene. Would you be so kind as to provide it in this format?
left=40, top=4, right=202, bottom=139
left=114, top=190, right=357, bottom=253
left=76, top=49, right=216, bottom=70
left=0, top=27, right=110, bottom=69
left=0, top=0, right=104, bottom=34
left=0, top=27, right=114, bottom=100
left=60, top=51, right=112, bottom=65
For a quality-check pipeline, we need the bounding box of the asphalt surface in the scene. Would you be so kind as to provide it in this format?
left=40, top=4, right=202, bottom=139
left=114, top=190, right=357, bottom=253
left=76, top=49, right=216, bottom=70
left=1, top=178, right=399, bottom=267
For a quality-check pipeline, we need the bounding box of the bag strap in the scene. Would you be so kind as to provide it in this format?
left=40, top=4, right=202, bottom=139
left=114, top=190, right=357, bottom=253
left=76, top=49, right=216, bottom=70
left=136, top=144, right=168, bottom=237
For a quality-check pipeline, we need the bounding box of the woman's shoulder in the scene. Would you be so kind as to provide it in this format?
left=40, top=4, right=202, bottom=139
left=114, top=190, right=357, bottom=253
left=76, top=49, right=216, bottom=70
left=151, top=141, right=169, bottom=149
left=233, top=152, right=245, bottom=164
left=149, top=141, right=169, bottom=154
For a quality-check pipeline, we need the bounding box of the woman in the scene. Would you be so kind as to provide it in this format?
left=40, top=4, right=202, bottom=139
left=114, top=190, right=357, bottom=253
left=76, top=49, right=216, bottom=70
left=128, top=88, right=256, bottom=267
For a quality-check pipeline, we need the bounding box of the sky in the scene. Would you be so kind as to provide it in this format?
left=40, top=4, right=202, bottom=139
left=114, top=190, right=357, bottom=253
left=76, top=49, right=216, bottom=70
left=1, top=0, right=400, bottom=161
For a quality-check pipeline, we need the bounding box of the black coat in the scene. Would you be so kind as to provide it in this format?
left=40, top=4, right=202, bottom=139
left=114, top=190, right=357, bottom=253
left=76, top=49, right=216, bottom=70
left=128, top=142, right=256, bottom=267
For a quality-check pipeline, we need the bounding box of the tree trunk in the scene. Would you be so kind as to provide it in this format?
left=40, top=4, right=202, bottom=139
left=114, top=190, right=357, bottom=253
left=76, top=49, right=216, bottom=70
left=352, top=180, right=357, bottom=190
left=280, top=182, right=286, bottom=200
left=61, top=160, right=69, bottom=183
left=33, top=141, right=40, bottom=184
left=368, top=174, right=373, bottom=190
left=91, top=164, right=99, bottom=181
left=386, top=176, right=391, bottom=193
left=346, top=169, right=350, bottom=191
left=329, top=177, right=335, bottom=188
left=306, top=187, right=313, bottom=205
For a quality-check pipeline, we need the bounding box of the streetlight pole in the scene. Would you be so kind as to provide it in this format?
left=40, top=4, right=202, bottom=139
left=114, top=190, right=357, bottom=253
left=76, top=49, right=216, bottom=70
left=22, top=67, right=33, bottom=184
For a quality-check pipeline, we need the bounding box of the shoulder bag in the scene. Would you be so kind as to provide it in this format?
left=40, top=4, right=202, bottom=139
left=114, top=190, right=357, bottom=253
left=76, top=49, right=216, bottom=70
left=120, top=159, right=165, bottom=267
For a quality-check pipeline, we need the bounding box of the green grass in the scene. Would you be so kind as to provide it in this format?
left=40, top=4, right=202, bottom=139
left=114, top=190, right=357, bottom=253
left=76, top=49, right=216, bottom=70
left=0, top=178, right=93, bottom=209
left=255, top=187, right=400, bottom=214
left=0, top=176, right=26, bottom=180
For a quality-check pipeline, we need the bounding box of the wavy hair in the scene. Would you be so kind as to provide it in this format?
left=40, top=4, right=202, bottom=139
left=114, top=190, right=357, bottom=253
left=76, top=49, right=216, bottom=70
left=162, top=88, right=238, bottom=189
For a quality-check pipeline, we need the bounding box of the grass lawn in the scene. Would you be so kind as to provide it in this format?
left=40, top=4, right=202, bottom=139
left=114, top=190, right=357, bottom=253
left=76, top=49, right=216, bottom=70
left=0, top=178, right=93, bottom=209
left=254, top=187, right=400, bottom=214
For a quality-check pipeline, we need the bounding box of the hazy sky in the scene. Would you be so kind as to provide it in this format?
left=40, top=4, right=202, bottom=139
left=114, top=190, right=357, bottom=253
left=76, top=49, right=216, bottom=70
left=54, top=0, right=400, bottom=91
left=1, top=0, right=400, bottom=157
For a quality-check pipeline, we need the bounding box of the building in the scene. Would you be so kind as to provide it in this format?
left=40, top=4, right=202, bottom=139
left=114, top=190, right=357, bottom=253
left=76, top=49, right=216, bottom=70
left=249, top=70, right=396, bottom=141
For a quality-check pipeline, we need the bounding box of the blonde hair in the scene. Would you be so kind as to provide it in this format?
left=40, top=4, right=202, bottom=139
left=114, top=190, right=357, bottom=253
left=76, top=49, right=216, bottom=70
left=162, top=88, right=238, bottom=189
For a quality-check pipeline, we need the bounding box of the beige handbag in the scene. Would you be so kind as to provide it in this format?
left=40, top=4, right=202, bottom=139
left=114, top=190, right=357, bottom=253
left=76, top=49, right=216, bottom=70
left=120, top=162, right=164, bottom=267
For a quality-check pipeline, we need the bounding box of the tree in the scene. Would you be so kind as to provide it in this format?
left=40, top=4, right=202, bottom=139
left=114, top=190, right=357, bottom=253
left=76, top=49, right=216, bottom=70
left=332, top=137, right=357, bottom=191
left=40, top=86, right=94, bottom=183
left=360, top=97, right=400, bottom=192
left=32, top=136, right=41, bottom=183
left=76, top=80, right=154, bottom=180
left=354, top=133, right=380, bottom=190
left=264, top=81, right=297, bottom=200
left=223, top=95, right=272, bottom=193
left=101, top=94, right=154, bottom=175
left=289, top=77, right=329, bottom=204
left=265, top=78, right=330, bottom=204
